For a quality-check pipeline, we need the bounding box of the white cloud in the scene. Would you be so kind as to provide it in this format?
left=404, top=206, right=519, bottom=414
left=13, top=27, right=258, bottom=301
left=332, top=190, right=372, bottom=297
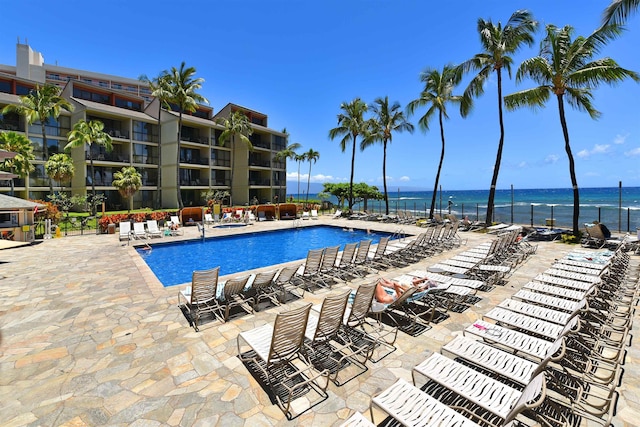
left=545, top=154, right=559, bottom=163
left=518, top=161, right=527, bottom=168
left=614, top=133, right=629, bottom=144
left=399, top=176, right=411, bottom=182
left=624, top=147, right=640, bottom=157
left=286, top=172, right=301, bottom=179
left=592, top=144, right=610, bottom=154
left=578, top=144, right=611, bottom=158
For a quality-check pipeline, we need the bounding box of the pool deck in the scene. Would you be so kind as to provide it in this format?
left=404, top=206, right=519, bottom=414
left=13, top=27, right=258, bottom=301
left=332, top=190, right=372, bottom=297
left=1, top=216, right=638, bottom=426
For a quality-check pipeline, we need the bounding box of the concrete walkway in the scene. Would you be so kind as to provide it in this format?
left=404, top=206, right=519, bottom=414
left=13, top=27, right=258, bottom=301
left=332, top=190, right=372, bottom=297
left=1, top=217, right=638, bottom=426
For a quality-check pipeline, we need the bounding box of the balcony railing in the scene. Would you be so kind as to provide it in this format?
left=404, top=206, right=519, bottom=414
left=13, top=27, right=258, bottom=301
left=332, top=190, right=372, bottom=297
left=181, top=135, right=209, bottom=144
left=86, top=152, right=129, bottom=163
left=249, top=179, right=271, bottom=186
left=249, top=159, right=271, bottom=168
left=132, top=155, right=158, bottom=165
left=252, top=141, right=271, bottom=150
left=180, top=179, right=208, bottom=186
left=0, top=122, right=23, bottom=132
left=132, top=132, right=159, bottom=143
left=105, top=128, right=130, bottom=139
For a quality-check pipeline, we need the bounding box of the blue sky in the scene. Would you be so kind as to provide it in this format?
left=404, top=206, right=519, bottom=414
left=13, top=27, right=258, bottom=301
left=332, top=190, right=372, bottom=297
left=2, top=0, right=638, bottom=192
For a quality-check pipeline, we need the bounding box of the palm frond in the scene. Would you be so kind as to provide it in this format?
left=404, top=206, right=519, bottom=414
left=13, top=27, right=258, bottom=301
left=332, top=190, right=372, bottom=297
left=602, top=0, right=639, bottom=26
left=565, top=88, right=601, bottom=119
left=504, top=86, right=551, bottom=111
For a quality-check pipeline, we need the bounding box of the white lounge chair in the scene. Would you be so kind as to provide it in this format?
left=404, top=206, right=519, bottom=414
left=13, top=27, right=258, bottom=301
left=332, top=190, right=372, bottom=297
left=146, top=220, right=163, bottom=238
left=178, top=267, right=220, bottom=331
left=310, top=209, right=319, bottom=220
left=301, top=211, right=310, bottom=220
left=204, top=213, right=214, bottom=226
left=332, top=209, right=342, bottom=219
left=132, top=222, right=147, bottom=239
left=169, top=215, right=183, bottom=235
left=118, top=221, right=131, bottom=242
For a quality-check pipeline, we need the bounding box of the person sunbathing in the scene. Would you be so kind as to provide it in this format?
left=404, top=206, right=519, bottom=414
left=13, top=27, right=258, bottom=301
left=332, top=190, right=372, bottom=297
left=374, top=276, right=437, bottom=304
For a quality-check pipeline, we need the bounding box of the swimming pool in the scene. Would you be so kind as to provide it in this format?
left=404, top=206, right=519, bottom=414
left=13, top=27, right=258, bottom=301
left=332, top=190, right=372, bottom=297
left=138, top=225, right=395, bottom=287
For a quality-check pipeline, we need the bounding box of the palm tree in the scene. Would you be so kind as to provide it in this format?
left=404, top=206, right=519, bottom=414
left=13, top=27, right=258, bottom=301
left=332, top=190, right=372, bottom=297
left=363, top=96, right=414, bottom=215
left=602, top=0, right=639, bottom=25
left=113, top=166, right=142, bottom=212
left=65, top=119, right=113, bottom=214
left=0, top=131, right=34, bottom=196
left=407, top=66, right=462, bottom=219
left=217, top=110, right=253, bottom=206
left=140, top=72, right=171, bottom=209
left=45, top=153, right=74, bottom=192
left=274, top=142, right=301, bottom=201
left=294, top=153, right=305, bottom=200
left=460, top=10, right=538, bottom=225
left=2, top=83, right=73, bottom=195
left=328, top=98, right=368, bottom=211
left=303, top=148, right=320, bottom=204
left=504, top=24, right=639, bottom=235
left=163, top=62, right=208, bottom=209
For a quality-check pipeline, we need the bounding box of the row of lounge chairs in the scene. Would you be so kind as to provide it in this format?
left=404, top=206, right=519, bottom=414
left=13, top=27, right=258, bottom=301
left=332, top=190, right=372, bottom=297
left=348, top=245, right=637, bottom=427
left=118, top=218, right=179, bottom=242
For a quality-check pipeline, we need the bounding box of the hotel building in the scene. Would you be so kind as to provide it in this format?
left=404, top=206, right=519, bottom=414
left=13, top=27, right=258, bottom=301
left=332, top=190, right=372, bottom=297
left=0, top=43, right=288, bottom=209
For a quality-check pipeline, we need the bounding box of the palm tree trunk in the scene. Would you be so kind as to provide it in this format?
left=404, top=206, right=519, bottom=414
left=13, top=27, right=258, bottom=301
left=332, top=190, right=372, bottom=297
left=297, top=160, right=301, bottom=201
left=486, top=68, right=505, bottom=225
left=42, top=122, right=53, bottom=195
left=155, top=105, right=162, bottom=209
left=229, top=134, right=235, bottom=207
left=348, top=134, right=356, bottom=211
left=306, top=161, right=311, bottom=204
left=557, top=95, right=580, bottom=235
left=430, top=111, right=446, bottom=219
left=176, top=113, right=184, bottom=209
left=89, top=155, right=96, bottom=215
left=383, top=140, right=389, bottom=215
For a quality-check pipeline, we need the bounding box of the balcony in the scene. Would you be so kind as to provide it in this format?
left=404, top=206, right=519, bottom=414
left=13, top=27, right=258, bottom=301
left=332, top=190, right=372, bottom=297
left=86, top=152, right=129, bottom=163
left=105, top=128, right=130, bottom=139
left=181, top=135, right=209, bottom=144
left=180, top=179, right=208, bottom=186
left=132, top=155, right=159, bottom=165
left=249, top=158, right=271, bottom=168
left=132, top=131, right=159, bottom=143
left=249, top=179, right=271, bottom=186
left=0, top=121, right=23, bottom=132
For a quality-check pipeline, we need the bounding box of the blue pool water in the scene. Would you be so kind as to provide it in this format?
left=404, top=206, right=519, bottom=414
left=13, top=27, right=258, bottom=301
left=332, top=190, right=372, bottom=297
left=137, top=225, right=395, bottom=287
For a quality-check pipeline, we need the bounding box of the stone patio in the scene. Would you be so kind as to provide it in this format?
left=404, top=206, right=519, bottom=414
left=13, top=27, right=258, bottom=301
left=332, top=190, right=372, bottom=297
left=1, top=217, right=638, bottom=426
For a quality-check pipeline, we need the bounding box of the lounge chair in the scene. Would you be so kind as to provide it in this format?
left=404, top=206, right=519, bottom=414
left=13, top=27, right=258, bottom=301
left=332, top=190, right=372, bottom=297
left=273, top=264, right=305, bottom=301
left=332, top=209, right=342, bottom=219
left=409, top=354, right=547, bottom=426
left=132, top=222, right=147, bottom=239
left=118, top=221, right=131, bottom=242
left=250, top=269, right=281, bottom=311
left=146, top=220, right=163, bottom=238
left=214, top=275, right=253, bottom=322
left=304, top=290, right=367, bottom=385
left=221, top=212, right=233, bottom=223
left=169, top=215, right=183, bottom=235
left=178, top=267, right=220, bottom=331
left=310, top=209, right=319, bottom=219
left=294, top=248, right=325, bottom=292
left=301, top=211, right=310, bottom=220
left=204, top=213, right=214, bottom=226
left=339, top=412, right=374, bottom=427
left=237, top=303, right=329, bottom=420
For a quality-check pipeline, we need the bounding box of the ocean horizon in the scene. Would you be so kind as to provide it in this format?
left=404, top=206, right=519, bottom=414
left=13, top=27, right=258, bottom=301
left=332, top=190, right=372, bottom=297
left=289, top=185, right=640, bottom=232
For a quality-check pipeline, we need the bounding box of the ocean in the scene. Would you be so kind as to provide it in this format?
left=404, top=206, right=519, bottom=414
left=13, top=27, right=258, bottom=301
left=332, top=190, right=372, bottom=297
left=295, top=186, right=640, bottom=232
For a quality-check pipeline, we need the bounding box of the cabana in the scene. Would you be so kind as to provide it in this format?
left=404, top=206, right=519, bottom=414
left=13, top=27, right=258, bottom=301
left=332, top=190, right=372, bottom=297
left=278, top=203, right=297, bottom=220
left=180, top=207, right=203, bottom=225
left=255, top=204, right=276, bottom=221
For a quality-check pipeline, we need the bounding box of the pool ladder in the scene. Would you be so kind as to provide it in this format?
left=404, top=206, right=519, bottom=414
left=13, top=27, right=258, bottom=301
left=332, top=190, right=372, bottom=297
left=391, top=228, right=406, bottom=241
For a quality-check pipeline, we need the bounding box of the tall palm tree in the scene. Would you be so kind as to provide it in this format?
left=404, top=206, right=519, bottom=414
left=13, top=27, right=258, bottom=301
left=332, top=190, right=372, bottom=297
left=113, top=166, right=142, bottom=212
left=217, top=110, right=253, bottom=206
left=407, top=66, right=462, bottom=219
left=163, top=62, right=208, bottom=209
left=294, top=153, right=305, bottom=200
left=328, top=98, right=368, bottom=211
left=45, top=153, right=75, bottom=192
left=460, top=10, right=538, bottom=225
left=602, top=0, right=639, bottom=25
left=363, top=96, right=414, bottom=215
left=274, top=142, right=301, bottom=201
left=0, top=131, right=34, bottom=196
left=65, top=119, right=113, bottom=214
left=140, top=73, right=171, bottom=209
left=504, top=24, right=639, bottom=235
left=303, top=148, right=320, bottom=204
left=2, top=84, right=73, bottom=195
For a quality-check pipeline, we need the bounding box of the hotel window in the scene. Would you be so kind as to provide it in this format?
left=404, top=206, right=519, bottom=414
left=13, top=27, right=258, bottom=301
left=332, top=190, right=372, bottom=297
left=82, top=78, right=92, bottom=84
left=16, top=84, right=33, bottom=95
left=98, top=81, right=108, bottom=88
left=0, top=80, right=11, bottom=94
left=111, top=83, right=122, bottom=90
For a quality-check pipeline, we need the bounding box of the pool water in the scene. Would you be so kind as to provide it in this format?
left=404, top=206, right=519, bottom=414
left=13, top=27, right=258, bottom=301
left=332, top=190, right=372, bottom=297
left=137, top=225, right=395, bottom=287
